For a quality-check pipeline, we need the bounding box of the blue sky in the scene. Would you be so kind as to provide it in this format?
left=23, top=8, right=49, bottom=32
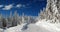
left=0, top=0, right=47, bottom=16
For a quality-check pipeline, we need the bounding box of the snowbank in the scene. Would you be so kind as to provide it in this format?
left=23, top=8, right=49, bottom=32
left=36, top=20, right=60, bottom=32
left=5, top=23, right=26, bottom=32
left=0, top=28, right=3, bottom=32
left=0, top=19, right=60, bottom=32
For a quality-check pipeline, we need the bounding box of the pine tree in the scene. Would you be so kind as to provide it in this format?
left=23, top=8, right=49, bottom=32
left=38, top=0, right=60, bottom=23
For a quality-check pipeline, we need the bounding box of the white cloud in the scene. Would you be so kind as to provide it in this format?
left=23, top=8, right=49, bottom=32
left=16, top=4, right=22, bottom=8
left=0, top=5, right=3, bottom=8
left=16, top=4, right=26, bottom=8
left=1, top=4, right=26, bottom=10
left=3, top=4, right=13, bottom=10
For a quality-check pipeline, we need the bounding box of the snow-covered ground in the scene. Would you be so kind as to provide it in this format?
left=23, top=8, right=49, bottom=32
left=36, top=19, right=60, bottom=32
left=0, top=28, right=3, bottom=32
left=0, top=19, right=60, bottom=32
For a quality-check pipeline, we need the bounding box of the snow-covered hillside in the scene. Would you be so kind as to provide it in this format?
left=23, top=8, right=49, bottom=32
left=36, top=20, right=60, bottom=32
left=0, top=19, right=60, bottom=32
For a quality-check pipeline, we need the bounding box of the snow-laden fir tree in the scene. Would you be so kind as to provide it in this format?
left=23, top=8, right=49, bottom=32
left=0, top=10, right=37, bottom=28
left=39, top=0, right=60, bottom=23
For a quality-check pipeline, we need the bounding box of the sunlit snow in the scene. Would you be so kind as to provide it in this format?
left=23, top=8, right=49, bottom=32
left=0, top=19, right=60, bottom=32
